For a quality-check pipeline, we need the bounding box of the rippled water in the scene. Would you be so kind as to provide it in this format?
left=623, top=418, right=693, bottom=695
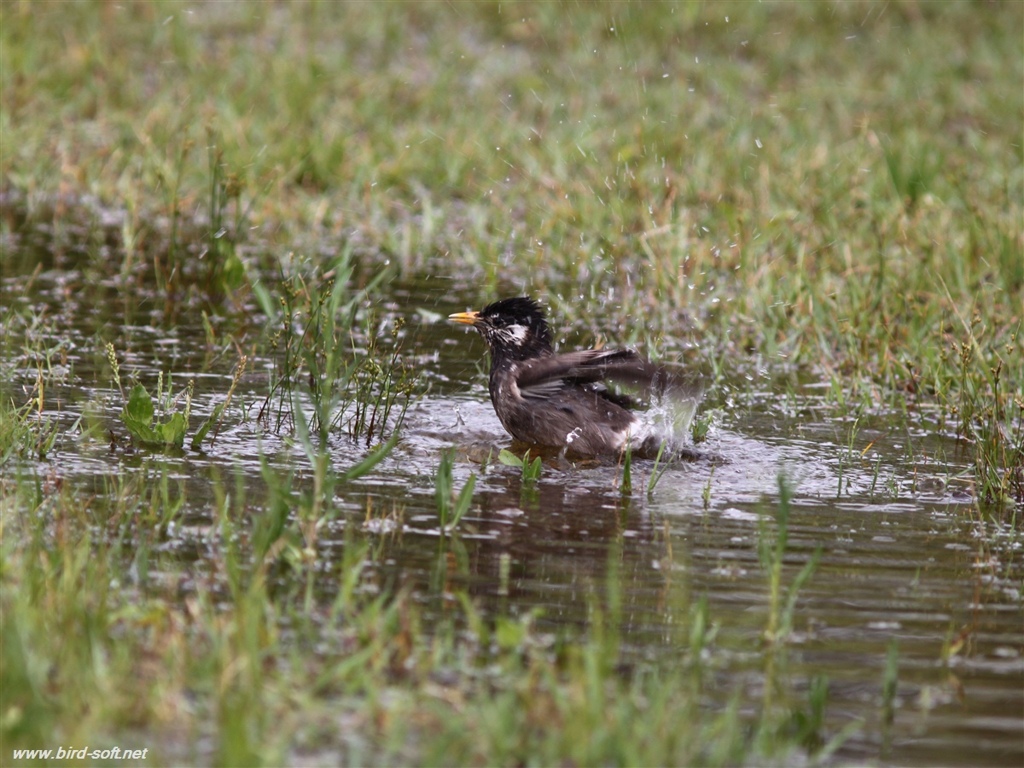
left=2, top=259, right=1021, bottom=766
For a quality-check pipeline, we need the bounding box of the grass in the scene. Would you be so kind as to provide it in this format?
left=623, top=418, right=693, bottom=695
left=434, top=447, right=476, bottom=533
left=759, top=477, right=822, bottom=647
left=1, top=1, right=1022, bottom=764
left=250, top=249, right=414, bottom=447
left=1, top=461, right=834, bottom=766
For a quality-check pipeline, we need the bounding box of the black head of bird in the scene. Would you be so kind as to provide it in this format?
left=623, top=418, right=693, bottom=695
left=449, top=297, right=701, bottom=458
left=448, top=297, right=553, bottom=362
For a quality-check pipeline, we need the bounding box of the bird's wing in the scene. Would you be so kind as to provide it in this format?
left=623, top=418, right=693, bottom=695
left=516, top=348, right=696, bottom=403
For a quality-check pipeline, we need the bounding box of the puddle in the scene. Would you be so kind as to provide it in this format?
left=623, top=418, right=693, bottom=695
left=1, top=259, right=1021, bottom=767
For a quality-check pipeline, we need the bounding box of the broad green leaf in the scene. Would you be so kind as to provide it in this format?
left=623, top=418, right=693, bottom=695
left=125, top=384, right=154, bottom=427
left=121, top=411, right=161, bottom=444
left=497, top=448, right=523, bottom=467
left=156, top=412, right=187, bottom=449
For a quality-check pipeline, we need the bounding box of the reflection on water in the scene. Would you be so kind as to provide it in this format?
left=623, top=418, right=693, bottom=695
left=2, top=265, right=1021, bottom=767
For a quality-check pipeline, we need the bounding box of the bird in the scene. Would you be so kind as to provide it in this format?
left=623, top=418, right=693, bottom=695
left=448, top=297, right=701, bottom=458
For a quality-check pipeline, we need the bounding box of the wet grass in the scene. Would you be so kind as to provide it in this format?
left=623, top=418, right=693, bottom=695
left=434, top=447, right=476, bottom=533
left=1, top=1, right=1022, bottom=764
left=250, top=249, right=414, bottom=447
left=2, top=458, right=835, bottom=766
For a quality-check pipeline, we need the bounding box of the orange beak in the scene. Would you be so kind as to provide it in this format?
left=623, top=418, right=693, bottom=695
left=448, top=310, right=480, bottom=326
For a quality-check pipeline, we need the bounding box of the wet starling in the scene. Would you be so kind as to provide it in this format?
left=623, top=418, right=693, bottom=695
left=449, top=297, right=700, bottom=457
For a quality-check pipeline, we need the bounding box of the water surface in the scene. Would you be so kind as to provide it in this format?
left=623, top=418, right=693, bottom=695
left=2, top=258, right=1021, bottom=767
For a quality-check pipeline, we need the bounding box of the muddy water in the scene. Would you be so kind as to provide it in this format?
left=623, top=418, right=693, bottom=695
left=2, top=262, right=1021, bottom=767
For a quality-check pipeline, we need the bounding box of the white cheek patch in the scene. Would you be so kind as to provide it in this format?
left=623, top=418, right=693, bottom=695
left=503, top=324, right=530, bottom=345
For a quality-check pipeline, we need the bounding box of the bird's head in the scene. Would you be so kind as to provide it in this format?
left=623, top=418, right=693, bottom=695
left=449, top=296, right=553, bottom=360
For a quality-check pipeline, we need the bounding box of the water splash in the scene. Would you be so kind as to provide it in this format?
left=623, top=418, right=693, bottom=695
left=629, top=376, right=703, bottom=458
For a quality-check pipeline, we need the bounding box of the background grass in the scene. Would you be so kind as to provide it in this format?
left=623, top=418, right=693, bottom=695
left=4, top=3, right=1020, bottom=335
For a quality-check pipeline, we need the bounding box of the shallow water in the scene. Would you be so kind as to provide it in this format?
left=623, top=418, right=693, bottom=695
left=2, top=258, right=1021, bottom=766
